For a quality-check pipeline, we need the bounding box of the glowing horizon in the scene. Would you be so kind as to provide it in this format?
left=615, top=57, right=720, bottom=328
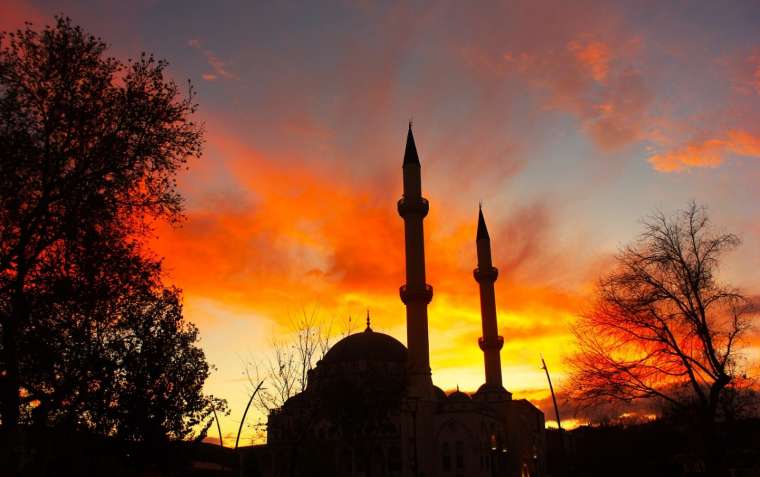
left=4, top=0, right=760, bottom=446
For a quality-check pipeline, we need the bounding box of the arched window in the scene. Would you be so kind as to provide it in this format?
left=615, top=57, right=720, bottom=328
left=442, top=442, right=451, bottom=471
left=455, top=440, right=464, bottom=470
left=388, top=445, right=402, bottom=472
left=340, top=449, right=352, bottom=475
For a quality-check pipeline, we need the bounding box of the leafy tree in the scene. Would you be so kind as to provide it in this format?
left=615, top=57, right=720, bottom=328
left=0, top=16, right=223, bottom=472
left=0, top=16, right=202, bottom=433
left=568, top=202, right=755, bottom=473
left=109, top=286, right=227, bottom=445
left=20, top=239, right=161, bottom=430
left=16, top=245, right=228, bottom=474
left=20, top=250, right=226, bottom=443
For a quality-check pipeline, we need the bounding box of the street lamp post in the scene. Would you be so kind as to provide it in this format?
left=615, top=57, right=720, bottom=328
left=489, top=433, right=508, bottom=477
left=405, top=397, right=419, bottom=477
left=490, top=434, right=498, bottom=477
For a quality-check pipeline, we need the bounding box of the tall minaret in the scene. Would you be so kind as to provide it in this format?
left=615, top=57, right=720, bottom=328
left=398, top=124, right=434, bottom=398
left=474, top=206, right=505, bottom=389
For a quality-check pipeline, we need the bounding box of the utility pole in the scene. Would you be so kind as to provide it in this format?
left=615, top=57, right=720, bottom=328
left=212, top=407, right=225, bottom=477
left=236, top=380, right=265, bottom=450
left=236, top=380, right=265, bottom=477
left=540, top=354, right=562, bottom=431
left=541, top=354, right=569, bottom=477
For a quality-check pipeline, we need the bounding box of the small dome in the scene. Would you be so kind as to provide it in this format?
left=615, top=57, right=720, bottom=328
left=473, top=383, right=512, bottom=401
left=447, top=389, right=472, bottom=403
left=433, top=386, right=447, bottom=401
left=322, top=327, right=407, bottom=365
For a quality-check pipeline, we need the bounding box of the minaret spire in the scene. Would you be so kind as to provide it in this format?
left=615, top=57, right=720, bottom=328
left=477, top=204, right=489, bottom=240
left=403, top=122, right=420, bottom=166
left=398, top=124, right=433, bottom=398
left=474, top=207, right=506, bottom=393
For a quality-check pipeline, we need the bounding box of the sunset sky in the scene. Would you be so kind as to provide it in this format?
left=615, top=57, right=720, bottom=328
left=4, top=0, right=760, bottom=444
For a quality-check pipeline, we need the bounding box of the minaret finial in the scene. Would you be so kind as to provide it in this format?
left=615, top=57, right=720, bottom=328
left=365, top=309, right=371, bottom=331
left=403, top=122, right=420, bottom=166
left=477, top=204, right=490, bottom=241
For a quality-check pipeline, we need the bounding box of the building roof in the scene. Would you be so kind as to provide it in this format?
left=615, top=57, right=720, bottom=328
left=322, top=327, right=408, bottom=365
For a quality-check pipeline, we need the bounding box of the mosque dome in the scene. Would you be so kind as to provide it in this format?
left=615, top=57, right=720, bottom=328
left=322, top=325, right=407, bottom=365
left=473, top=382, right=512, bottom=401
left=447, top=389, right=472, bottom=403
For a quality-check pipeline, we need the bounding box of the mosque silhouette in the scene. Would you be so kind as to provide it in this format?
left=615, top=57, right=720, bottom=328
left=256, top=125, right=545, bottom=477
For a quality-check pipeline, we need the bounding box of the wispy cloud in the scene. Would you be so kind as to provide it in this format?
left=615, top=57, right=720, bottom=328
left=649, top=130, right=760, bottom=172
left=511, top=36, right=653, bottom=152
left=188, top=38, right=238, bottom=81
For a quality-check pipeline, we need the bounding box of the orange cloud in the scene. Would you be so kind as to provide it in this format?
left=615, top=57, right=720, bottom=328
left=151, top=126, right=594, bottom=388
left=513, top=37, right=652, bottom=151
left=568, top=39, right=611, bottom=82
left=648, top=130, right=760, bottom=172
left=729, top=130, right=760, bottom=156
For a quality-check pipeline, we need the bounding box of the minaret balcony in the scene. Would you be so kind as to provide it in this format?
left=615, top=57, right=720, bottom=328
left=473, top=266, right=498, bottom=282
left=479, top=335, right=504, bottom=351
left=397, top=196, right=429, bottom=218
left=399, top=284, right=433, bottom=304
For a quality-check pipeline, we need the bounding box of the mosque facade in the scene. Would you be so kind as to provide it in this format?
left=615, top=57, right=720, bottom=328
left=260, top=126, right=545, bottom=477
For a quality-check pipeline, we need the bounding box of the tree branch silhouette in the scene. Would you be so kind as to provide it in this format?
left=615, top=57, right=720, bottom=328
left=0, top=17, right=223, bottom=471
left=567, top=202, right=755, bottom=473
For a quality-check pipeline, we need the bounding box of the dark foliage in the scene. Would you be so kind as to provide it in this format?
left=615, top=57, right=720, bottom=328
left=0, top=15, right=223, bottom=463
left=546, top=419, right=760, bottom=477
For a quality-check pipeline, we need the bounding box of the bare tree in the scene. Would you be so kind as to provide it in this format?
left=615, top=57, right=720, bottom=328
left=241, top=307, right=346, bottom=445
left=343, top=313, right=356, bottom=338
left=568, top=202, right=755, bottom=471
left=292, top=307, right=334, bottom=394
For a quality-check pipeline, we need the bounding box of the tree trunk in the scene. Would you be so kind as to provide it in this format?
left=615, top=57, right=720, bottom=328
left=1, top=288, right=25, bottom=431
left=699, top=407, right=726, bottom=477
left=0, top=292, right=25, bottom=474
left=701, top=378, right=731, bottom=476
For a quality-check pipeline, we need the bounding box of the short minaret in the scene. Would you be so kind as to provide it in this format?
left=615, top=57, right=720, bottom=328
left=474, top=206, right=505, bottom=389
left=398, top=124, right=434, bottom=398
